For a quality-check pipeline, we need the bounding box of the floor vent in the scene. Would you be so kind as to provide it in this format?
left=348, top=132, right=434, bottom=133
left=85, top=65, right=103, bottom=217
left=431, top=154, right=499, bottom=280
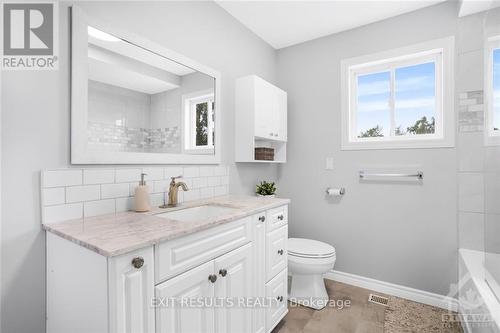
left=368, top=294, right=389, bottom=306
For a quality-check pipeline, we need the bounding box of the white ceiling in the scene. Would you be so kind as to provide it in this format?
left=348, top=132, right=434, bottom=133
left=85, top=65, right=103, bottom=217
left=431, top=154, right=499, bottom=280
left=216, top=0, right=446, bottom=49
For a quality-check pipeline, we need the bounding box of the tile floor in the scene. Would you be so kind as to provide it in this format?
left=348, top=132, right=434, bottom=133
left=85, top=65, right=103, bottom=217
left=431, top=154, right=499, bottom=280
left=272, top=279, right=463, bottom=333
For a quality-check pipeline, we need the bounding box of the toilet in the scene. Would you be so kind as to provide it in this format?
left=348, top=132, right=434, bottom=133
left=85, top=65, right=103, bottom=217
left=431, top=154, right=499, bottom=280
left=288, top=238, right=336, bottom=310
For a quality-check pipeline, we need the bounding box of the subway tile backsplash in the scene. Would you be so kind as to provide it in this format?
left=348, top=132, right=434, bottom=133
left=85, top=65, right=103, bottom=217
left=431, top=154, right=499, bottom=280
left=41, top=166, right=229, bottom=224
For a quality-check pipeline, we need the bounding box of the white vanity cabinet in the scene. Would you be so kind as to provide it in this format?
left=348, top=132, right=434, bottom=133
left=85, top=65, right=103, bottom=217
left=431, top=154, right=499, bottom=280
left=46, top=204, right=289, bottom=333
left=235, top=75, right=288, bottom=163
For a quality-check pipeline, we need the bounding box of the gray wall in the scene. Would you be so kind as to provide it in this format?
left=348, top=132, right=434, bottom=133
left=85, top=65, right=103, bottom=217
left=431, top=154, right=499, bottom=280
left=276, top=2, right=462, bottom=295
left=1, top=2, right=278, bottom=332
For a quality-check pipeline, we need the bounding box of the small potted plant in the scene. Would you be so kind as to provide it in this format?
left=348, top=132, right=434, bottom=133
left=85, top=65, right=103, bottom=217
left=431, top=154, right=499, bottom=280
left=256, top=181, right=277, bottom=198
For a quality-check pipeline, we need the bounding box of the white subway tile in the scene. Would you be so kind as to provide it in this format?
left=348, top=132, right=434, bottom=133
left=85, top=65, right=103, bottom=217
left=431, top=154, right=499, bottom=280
left=213, top=166, right=227, bottom=176
left=101, top=183, right=130, bottom=199
left=153, top=180, right=170, bottom=194
left=150, top=193, right=164, bottom=207
left=192, top=177, right=208, bottom=189
left=183, top=189, right=200, bottom=202
left=116, top=197, right=134, bottom=213
left=142, top=167, right=164, bottom=181
left=43, top=203, right=83, bottom=224
left=207, top=176, right=221, bottom=187
left=183, top=167, right=200, bottom=178
left=458, top=173, right=484, bottom=213
left=164, top=167, right=184, bottom=179
left=220, top=176, right=229, bottom=185
left=84, top=199, right=115, bottom=217
left=199, top=166, right=215, bottom=177
left=115, top=168, right=142, bottom=183
left=459, top=98, right=476, bottom=106
left=458, top=212, right=484, bottom=251
left=42, top=188, right=65, bottom=206
left=66, top=185, right=100, bottom=203
left=200, top=187, right=214, bottom=199
left=214, top=185, right=229, bottom=197
left=42, top=169, right=82, bottom=188
left=468, top=104, right=483, bottom=112
left=83, top=169, right=114, bottom=184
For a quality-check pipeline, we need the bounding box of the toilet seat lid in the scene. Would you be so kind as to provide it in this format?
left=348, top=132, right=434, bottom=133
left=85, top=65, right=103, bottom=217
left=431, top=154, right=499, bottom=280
left=288, top=238, right=336, bottom=258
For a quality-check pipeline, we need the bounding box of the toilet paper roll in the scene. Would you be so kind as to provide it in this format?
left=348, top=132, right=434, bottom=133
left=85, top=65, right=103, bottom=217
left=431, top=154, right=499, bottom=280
left=326, top=188, right=345, bottom=196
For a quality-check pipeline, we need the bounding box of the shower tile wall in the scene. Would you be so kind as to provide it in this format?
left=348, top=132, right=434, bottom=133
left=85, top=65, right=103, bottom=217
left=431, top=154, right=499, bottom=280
left=40, top=166, right=230, bottom=224
left=88, top=80, right=182, bottom=153
left=458, top=90, right=485, bottom=252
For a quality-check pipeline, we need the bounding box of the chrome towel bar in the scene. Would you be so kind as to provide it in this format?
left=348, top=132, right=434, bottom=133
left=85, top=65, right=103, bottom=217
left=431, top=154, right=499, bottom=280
left=359, top=171, right=423, bottom=180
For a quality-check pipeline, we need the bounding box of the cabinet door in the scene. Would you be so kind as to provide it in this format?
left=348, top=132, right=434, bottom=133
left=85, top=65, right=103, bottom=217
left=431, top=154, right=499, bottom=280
left=214, top=243, right=254, bottom=333
left=266, top=269, right=288, bottom=331
left=253, top=213, right=266, bottom=333
left=108, top=247, right=155, bottom=333
left=155, top=261, right=215, bottom=333
left=254, top=78, right=274, bottom=139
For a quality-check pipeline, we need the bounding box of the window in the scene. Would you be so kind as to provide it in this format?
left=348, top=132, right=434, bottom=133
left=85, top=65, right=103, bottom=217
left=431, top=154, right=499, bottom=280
left=341, top=37, right=454, bottom=150
left=183, top=91, right=215, bottom=152
left=486, top=36, right=500, bottom=145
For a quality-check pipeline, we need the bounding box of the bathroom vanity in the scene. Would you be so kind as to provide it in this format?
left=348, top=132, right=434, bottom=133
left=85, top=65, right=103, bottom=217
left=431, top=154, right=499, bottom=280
left=44, top=196, right=289, bottom=333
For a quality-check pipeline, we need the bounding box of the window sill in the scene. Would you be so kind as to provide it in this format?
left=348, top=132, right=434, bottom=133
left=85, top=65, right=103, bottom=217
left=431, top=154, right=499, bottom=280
left=341, top=137, right=455, bottom=150
left=184, top=148, right=215, bottom=155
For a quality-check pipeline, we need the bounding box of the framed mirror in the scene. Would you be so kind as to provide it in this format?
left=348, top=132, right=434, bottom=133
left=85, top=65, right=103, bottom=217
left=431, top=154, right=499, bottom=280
left=71, top=6, right=221, bottom=164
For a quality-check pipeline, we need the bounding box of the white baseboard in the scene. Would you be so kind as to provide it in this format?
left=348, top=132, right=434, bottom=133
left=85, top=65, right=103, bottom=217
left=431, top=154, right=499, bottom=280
left=324, top=270, right=459, bottom=312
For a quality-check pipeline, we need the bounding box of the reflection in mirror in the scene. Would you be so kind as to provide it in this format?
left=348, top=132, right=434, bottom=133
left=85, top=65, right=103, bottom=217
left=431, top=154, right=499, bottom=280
left=86, top=26, right=216, bottom=155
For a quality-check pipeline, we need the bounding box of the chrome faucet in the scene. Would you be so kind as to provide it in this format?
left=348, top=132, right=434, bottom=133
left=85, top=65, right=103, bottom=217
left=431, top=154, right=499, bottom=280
left=167, top=176, right=189, bottom=207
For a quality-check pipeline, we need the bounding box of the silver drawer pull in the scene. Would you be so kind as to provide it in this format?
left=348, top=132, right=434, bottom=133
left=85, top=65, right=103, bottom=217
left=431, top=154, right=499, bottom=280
left=208, top=274, right=217, bottom=283
left=277, top=215, right=284, bottom=221
left=258, top=216, right=266, bottom=222
left=277, top=249, right=284, bottom=255
left=276, top=296, right=283, bottom=302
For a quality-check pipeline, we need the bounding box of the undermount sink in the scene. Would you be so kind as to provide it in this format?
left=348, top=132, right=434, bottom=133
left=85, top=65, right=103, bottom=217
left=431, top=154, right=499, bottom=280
left=156, top=205, right=238, bottom=222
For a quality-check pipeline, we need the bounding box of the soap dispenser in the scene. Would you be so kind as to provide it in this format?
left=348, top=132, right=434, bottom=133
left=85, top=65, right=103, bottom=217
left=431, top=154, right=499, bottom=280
left=134, top=173, right=151, bottom=212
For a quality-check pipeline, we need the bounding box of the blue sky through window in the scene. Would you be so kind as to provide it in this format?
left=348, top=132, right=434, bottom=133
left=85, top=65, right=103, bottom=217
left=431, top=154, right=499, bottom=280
left=356, top=62, right=436, bottom=137
left=493, top=48, right=500, bottom=131
left=357, top=71, right=390, bottom=136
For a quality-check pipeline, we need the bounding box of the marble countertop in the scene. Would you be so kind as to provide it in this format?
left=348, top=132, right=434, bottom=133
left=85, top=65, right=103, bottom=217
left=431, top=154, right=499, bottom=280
left=42, top=195, right=290, bottom=257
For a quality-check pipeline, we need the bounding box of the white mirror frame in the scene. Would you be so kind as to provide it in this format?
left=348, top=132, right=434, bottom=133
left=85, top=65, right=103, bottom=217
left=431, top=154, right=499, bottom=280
left=71, top=6, right=221, bottom=164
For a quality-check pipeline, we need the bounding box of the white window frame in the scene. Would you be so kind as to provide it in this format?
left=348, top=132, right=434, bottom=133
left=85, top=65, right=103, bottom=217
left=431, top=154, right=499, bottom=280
left=340, top=36, right=455, bottom=150
left=485, top=35, right=500, bottom=146
left=182, top=90, right=215, bottom=154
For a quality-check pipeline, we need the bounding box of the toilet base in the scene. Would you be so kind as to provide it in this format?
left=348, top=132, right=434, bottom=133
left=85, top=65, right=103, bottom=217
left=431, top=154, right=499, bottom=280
left=288, top=274, right=329, bottom=310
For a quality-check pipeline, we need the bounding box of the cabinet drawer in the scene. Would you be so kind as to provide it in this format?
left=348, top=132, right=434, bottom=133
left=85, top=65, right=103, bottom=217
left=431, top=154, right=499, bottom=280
left=266, top=206, right=287, bottom=232
left=265, top=269, right=288, bottom=332
left=266, top=225, right=288, bottom=282
left=155, top=217, right=252, bottom=282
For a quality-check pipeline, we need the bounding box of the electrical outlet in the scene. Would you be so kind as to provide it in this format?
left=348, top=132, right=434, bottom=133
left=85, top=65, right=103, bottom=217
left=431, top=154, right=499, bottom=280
left=326, top=157, right=334, bottom=170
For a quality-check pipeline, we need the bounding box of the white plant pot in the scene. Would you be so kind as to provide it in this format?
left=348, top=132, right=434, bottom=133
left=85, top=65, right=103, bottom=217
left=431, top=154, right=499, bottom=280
left=257, top=194, right=276, bottom=198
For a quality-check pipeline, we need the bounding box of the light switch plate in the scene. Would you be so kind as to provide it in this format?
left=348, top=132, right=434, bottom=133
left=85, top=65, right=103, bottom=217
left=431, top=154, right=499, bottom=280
left=326, top=157, right=334, bottom=170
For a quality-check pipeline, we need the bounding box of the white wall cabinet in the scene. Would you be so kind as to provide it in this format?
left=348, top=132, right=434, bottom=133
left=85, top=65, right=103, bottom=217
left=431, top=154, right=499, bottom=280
left=235, top=75, right=287, bottom=163
left=46, top=205, right=289, bottom=333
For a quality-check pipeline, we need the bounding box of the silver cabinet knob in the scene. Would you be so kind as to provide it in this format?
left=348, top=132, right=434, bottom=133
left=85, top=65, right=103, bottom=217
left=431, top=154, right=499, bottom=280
left=276, top=296, right=283, bottom=302
left=278, top=215, right=284, bottom=221
left=208, top=274, right=217, bottom=283
left=278, top=249, right=284, bottom=255
left=258, top=216, right=265, bottom=222
left=219, top=269, right=227, bottom=277
left=269, top=132, right=274, bottom=136
left=131, top=257, right=144, bottom=269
